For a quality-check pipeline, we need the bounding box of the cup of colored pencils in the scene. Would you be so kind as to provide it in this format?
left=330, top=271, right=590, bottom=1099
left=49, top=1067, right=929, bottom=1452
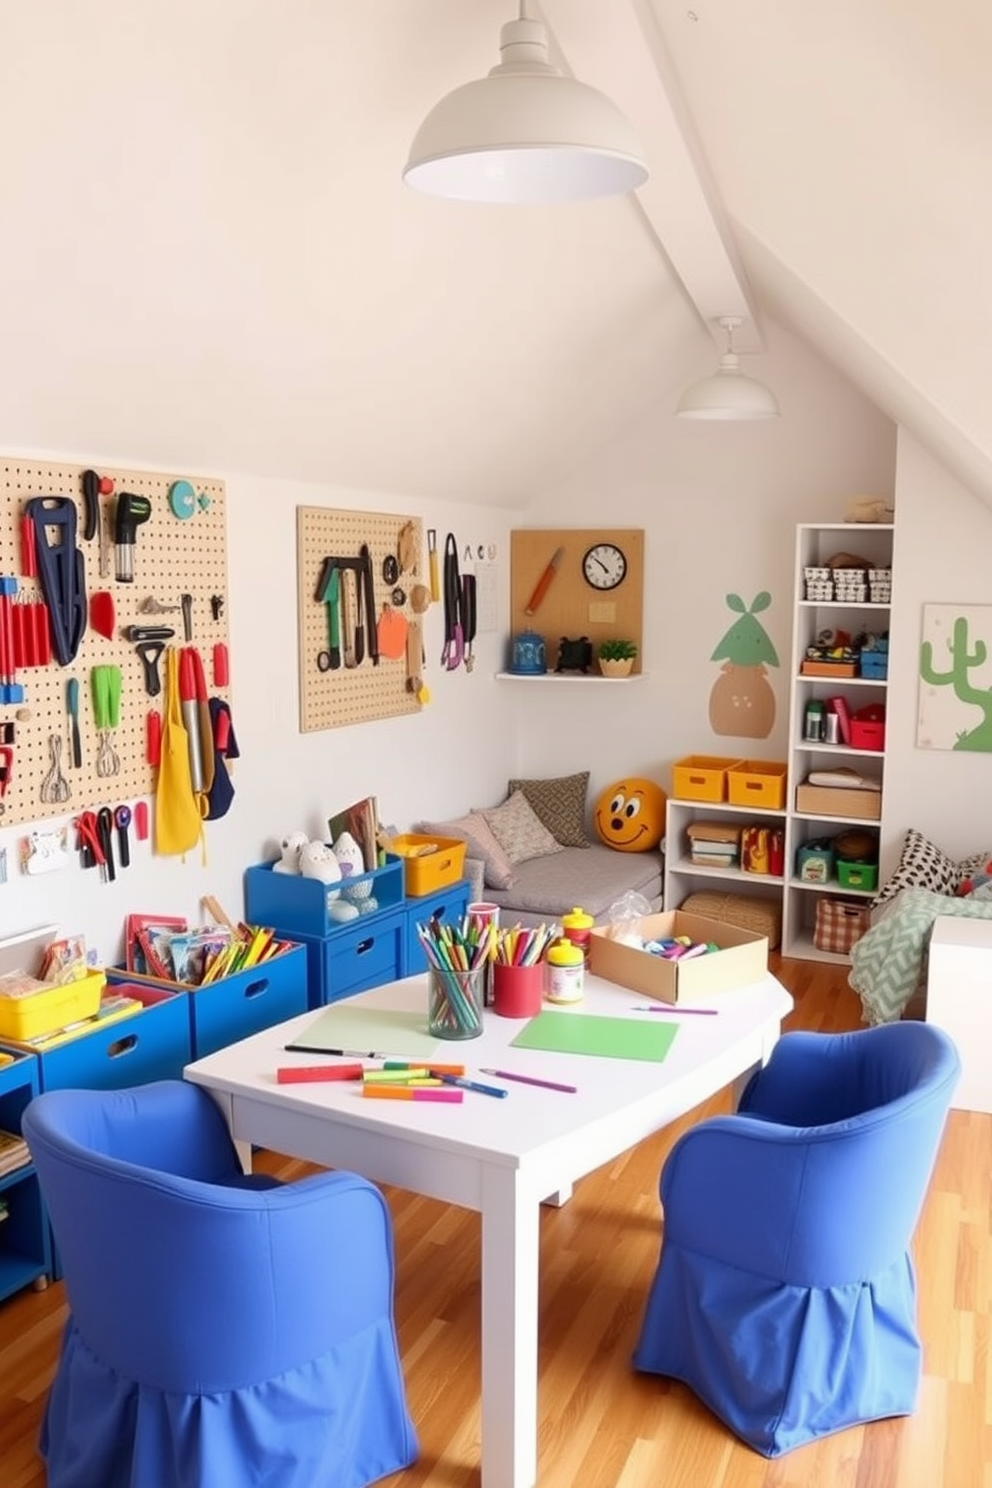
left=417, top=916, right=491, bottom=1039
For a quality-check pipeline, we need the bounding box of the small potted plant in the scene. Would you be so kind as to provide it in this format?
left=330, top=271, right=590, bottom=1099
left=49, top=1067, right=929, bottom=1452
left=597, top=638, right=638, bottom=678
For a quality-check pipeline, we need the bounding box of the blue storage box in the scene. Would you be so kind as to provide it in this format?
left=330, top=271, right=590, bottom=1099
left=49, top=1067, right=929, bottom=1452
left=110, top=944, right=308, bottom=1060
left=31, top=985, right=192, bottom=1092
left=244, top=855, right=404, bottom=939
left=298, top=909, right=407, bottom=1007
left=404, top=882, right=470, bottom=976
left=859, top=649, right=888, bottom=680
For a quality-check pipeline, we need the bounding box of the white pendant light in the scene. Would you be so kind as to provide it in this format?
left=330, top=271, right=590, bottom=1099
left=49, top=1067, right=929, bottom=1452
left=675, top=316, right=780, bottom=421
left=403, top=3, right=648, bottom=204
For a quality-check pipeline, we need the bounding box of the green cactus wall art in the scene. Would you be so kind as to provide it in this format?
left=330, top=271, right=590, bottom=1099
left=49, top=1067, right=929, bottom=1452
left=710, top=591, right=780, bottom=739
left=917, top=604, right=992, bottom=751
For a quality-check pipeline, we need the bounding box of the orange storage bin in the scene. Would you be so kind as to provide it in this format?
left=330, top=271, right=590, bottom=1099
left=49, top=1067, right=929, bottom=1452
left=671, top=755, right=743, bottom=803
left=727, top=760, right=788, bottom=811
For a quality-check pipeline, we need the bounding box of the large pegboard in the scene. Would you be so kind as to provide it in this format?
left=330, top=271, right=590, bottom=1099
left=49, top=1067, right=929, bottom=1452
left=0, top=457, right=230, bottom=827
left=297, top=506, right=425, bottom=732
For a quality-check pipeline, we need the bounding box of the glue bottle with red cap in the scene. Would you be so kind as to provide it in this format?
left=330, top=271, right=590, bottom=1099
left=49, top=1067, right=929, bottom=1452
left=561, top=907, right=595, bottom=961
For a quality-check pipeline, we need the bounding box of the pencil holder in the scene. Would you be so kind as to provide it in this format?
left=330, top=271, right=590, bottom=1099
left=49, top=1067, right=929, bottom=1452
left=428, top=965, right=485, bottom=1040
left=492, top=962, right=544, bottom=1019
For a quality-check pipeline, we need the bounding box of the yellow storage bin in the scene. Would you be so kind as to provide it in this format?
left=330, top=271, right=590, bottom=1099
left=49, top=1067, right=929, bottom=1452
left=671, top=755, right=744, bottom=803
left=727, top=760, right=788, bottom=811
left=0, top=968, right=107, bottom=1041
left=390, top=834, right=467, bottom=897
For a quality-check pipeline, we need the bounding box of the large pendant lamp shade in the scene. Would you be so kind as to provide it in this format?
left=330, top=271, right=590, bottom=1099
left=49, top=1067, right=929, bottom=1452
left=403, top=9, right=648, bottom=204
left=675, top=317, right=780, bottom=421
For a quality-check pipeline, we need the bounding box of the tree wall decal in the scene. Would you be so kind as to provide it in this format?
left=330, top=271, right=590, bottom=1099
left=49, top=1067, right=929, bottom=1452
left=709, top=591, right=780, bottom=740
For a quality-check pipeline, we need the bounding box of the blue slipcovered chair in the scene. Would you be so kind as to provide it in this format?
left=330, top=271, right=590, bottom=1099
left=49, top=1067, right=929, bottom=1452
left=23, top=1080, right=418, bottom=1488
left=633, top=1022, right=960, bottom=1456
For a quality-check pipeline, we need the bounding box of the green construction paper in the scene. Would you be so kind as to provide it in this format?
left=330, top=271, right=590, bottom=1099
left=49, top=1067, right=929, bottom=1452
left=285, top=1005, right=441, bottom=1059
left=510, top=1010, right=678, bottom=1062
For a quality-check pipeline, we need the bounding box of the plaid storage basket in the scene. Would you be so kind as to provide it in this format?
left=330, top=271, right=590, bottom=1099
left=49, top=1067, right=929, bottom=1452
left=813, top=897, right=871, bottom=954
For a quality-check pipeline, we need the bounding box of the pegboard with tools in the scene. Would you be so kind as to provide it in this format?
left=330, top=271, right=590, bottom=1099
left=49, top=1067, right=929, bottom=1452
left=0, top=457, right=231, bottom=828
left=297, top=506, right=429, bottom=732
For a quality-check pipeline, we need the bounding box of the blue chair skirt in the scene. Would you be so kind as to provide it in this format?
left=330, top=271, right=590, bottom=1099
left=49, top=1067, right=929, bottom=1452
left=632, top=1242, right=922, bottom=1457
left=42, top=1315, right=419, bottom=1488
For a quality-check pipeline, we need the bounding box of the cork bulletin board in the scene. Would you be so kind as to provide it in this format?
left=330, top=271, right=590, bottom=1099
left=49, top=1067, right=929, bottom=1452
left=297, top=505, right=425, bottom=732
left=510, top=528, right=645, bottom=671
left=0, top=457, right=230, bottom=828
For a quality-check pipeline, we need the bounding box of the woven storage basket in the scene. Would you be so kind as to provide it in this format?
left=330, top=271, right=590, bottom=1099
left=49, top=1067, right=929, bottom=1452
left=679, top=891, right=782, bottom=950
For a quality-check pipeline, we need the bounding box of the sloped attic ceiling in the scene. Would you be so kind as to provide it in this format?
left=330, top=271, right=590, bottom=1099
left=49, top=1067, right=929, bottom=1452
left=0, top=2, right=985, bottom=507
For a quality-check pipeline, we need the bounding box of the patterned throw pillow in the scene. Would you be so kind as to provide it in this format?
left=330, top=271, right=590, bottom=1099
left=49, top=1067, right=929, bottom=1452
left=478, top=791, right=565, bottom=866
left=506, top=771, right=591, bottom=848
left=415, top=812, right=515, bottom=891
left=872, top=828, right=992, bottom=910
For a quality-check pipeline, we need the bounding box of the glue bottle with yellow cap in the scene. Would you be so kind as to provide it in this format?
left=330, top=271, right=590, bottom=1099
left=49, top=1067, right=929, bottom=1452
left=546, top=939, right=585, bottom=1004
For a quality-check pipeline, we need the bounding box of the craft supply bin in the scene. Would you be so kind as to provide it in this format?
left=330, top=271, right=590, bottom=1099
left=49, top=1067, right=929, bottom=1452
left=0, top=1048, right=51, bottom=1301
left=588, top=910, right=768, bottom=1005
left=670, top=755, right=743, bottom=803
left=726, top=760, right=788, bottom=811
left=28, top=984, right=193, bottom=1091
left=0, top=968, right=106, bottom=1042
left=244, top=855, right=404, bottom=937
left=109, top=944, right=308, bottom=1060
left=391, top=836, right=467, bottom=897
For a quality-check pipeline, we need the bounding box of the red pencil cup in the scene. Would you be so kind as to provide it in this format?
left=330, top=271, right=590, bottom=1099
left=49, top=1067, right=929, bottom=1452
left=492, top=962, right=544, bottom=1019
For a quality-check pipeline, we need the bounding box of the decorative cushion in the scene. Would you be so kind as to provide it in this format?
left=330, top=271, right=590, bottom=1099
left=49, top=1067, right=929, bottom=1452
left=478, top=791, right=564, bottom=867
left=415, top=812, right=515, bottom=891
left=872, top=828, right=992, bottom=910
left=506, top=771, right=591, bottom=848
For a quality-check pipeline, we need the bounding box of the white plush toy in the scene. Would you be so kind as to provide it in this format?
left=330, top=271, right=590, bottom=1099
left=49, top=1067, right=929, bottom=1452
left=298, top=841, right=342, bottom=894
left=272, top=830, right=309, bottom=874
left=333, top=831, right=373, bottom=902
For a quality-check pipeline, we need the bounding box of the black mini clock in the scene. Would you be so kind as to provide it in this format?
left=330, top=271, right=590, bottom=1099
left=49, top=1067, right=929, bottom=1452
left=582, top=541, right=627, bottom=591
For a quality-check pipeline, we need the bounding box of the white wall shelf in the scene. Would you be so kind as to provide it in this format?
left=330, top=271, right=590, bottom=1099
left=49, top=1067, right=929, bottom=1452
left=494, top=672, right=648, bottom=683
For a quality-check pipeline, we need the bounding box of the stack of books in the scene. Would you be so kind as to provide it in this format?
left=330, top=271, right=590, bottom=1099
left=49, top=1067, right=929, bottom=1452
left=686, top=821, right=742, bottom=868
left=0, top=1127, right=30, bottom=1178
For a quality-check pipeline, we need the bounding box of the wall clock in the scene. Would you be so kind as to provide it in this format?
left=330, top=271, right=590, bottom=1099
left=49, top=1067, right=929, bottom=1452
left=582, top=541, right=627, bottom=591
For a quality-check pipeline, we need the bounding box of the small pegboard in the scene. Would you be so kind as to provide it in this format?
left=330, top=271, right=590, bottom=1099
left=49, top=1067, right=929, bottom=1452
left=297, top=506, right=426, bottom=732
left=0, top=457, right=230, bottom=828
left=510, top=528, right=645, bottom=668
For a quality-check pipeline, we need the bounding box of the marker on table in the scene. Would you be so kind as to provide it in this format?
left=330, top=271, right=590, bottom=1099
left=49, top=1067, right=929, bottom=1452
left=438, top=1074, right=508, bottom=1099
left=362, top=1085, right=462, bottom=1103
left=276, top=1064, right=363, bottom=1083
left=384, top=1060, right=466, bottom=1076
left=479, top=1069, right=578, bottom=1094
left=285, top=1046, right=392, bottom=1059
left=631, top=1006, right=719, bottom=1016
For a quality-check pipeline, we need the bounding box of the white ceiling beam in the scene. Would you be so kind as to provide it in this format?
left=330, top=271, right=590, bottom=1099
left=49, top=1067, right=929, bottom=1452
left=538, top=0, right=765, bottom=351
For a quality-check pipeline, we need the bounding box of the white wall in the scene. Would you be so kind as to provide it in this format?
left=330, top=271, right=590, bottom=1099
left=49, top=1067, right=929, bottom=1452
left=0, top=467, right=520, bottom=965
left=522, top=318, right=897, bottom=800
left=881, top=431, right=992, bottom=869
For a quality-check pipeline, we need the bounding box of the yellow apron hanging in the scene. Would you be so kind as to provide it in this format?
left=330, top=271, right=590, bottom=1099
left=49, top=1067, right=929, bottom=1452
left=155, top=647, right=206, bottom=860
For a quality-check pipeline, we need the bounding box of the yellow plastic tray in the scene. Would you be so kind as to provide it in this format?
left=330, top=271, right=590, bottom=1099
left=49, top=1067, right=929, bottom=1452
left=0, top=969, right=106, bottom=1040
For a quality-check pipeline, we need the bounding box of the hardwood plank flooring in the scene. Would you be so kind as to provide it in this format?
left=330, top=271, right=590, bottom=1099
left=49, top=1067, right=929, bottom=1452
left=2, top=957, right=988, bottom=1487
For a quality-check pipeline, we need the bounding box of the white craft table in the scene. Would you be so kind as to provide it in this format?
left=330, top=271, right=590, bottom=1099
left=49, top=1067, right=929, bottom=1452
left=185, top=969, right=792, bottom=1488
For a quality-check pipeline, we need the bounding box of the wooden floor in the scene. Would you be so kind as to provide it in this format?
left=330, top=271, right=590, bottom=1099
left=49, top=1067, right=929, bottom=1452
left=2, top=957, right=989, bottom=1488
